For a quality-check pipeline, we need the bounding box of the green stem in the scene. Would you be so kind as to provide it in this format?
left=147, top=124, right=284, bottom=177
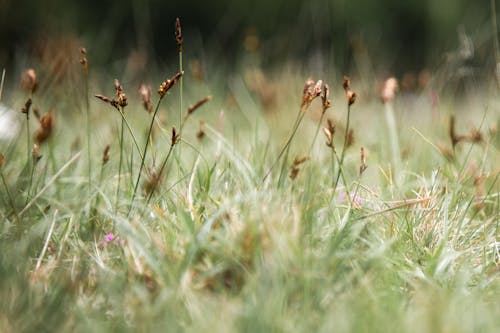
left=117, top=108, right=144, bottom=160
left=1, top=170, right=21, bottom=235
left=262, top=109, right=305, bottom=183
left=333, top=104, right=351, bottom=192
left=116, top=115, right=125, bottom=213
left=85, top=73, right=91, bottom=199
left=130, top=96, right=164, bottom=212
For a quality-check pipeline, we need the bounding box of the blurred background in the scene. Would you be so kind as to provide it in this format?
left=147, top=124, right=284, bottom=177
left=0, top=0, right=498, bottom=95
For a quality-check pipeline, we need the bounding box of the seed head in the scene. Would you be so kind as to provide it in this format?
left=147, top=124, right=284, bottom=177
left=20, top=68, right=37, bottom=94
left=359, top=147, right=367, bottom=175
left=175, top=18, right=183, bottom=52
left=21, top=98, right=32, bottom=115
left=114, top=79, right=127, bottom=108
left=158, top=71, right=184, bottom=97
left=95, top=94, right=119, bottom=110
left=187, top=96, right=212, bottom=116
left=321, top=83, right=332, bottom=111
left=171, top=126, right=180, bottom=146
left=301, top=79, right=323, bottom=109
left=35, top=112, right=55, bottom=144
left=102, top=144, right=111, bottom=165
left=343, top=76, right=357, bottom=106
left=139, top=84, right=153, bottom=113
left=381, top=77, right=398, bottom=104
left=79, top=47, right=88, bottom=75
left=0, top=153, right=4, bottom=168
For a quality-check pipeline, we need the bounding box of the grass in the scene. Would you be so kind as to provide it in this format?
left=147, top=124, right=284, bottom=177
left=0, top=35, right=499, bottom=332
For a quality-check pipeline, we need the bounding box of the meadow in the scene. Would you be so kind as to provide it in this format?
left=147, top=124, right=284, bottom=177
left=0, top=19, right=499, bottom=332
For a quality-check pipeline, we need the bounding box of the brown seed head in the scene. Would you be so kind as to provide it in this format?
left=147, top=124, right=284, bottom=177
left=175, top=18, right=183, bottom=52
left=346, top=90, right=357, bottom=106
left=346, top=129, right=355, bottom=147
left=20, top=68, right=37, bottom=94
left=359, top=147, right=367, bottom=175
left=0, top=153, right=4, bottom=168
left=381, top=77, right=398, bottom=104
left=292, top=156, right=309, bottom=166
left=301, top=79, right=323, bottom=109
left=32, top=144, right=42, bottom=163
left=158, top=71, right=184, bottom=97
left=35, top=112, right=55, bottom=144
left=114, top=79, right=127, bottom=108
left=102, top=144, right=111, bottom=165
left=171, top=126, right=180, bottom=146
left=95, top=94, right=119, bottom=110
left=188, top=96, right=212, bottom=116
left=21, top=98, right=32, bottom=114
left=79, top=48, right=88, bottom=75
left=342, top=76, right=350, bottom=91
left=323, top=127, right=333, bottom=147
left=321, top=83, right=332, bottom=111
left=139, top=84, right=153, bottom=113
left=197, top=121, right=206, bottom=140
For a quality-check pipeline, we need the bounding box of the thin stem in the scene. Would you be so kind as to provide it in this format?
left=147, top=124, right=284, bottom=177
left=1, top=170, right=21, bottom=235
left=84, top=71, right=91, bottom=199
left=308, top=111, right=327, bottom=155
left=333, top=104, right=351, bottom=192
left=117, top=108, right=144, bottom=160
left=262, top=109, right=305, bottom=183
left=116, top=115, right=125, bottom=213
left=130, top=96, right=164, bottom=211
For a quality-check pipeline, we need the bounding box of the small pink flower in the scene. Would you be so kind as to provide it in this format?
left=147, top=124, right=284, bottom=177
left=105, top=233, right=115, bottom=242
left=337, top=191, right=362, bottom=208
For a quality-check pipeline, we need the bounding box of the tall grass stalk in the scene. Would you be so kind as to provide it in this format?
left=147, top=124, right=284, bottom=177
left=333, top=104, right=352, bottom=192
left=116, top=114, right=125, bottom=213
left=130, top=95, right=164, bottom=211
left=384, top=101, right=402, bottom=186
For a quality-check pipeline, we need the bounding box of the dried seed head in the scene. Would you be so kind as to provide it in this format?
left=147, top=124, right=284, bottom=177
left=343, top=76, right=357, bottom=106
left=292, top=156, right=309, bottom=166
left=95, top=94, right=119, bottom=110
left=0, top=153, right=4, bottom=168
left=468, top=128, right=483, bottom=144
left=175, top=18, right=183, bottom=52
left=359, top=147, right=367, bottom=175
left=187, top=96, right=212, bottom=116
left=289, top=167, right=300, bottom=180
left=171, top=126, right=180, bottom=146
left=301, top=79, right=323, bottom=109
left=346, top=129, right=355, bottom=148
left=21, top=98, right=32, bottom=114
left=35, top=112, right=55, bottom=144
left=197, top=121, right=206, bottom=140
left=323, top=127, right=333, bottom=147
left=158, top=71, right=184, bottom=97
left=102, top=144, right=111, bottom=165
left=321, top=83, right=332, bottom=111
left=79, top=47, right=88, bottom=75
left=20, top=68, right=37, bottom=94
left=144, top=164, right=161, bottom=196
left=139, top=84, right=153, bottom=113
left=449, top=115, right=459, bottom=148
left=114, top=79, right=127, bottom=107
left=381, top=77, right=398, bottom=104
left=32, top=144, right=42, bottom=163
left=346, top=90, right=357, bottom=106
left=342, top=76, right=350, bottom=91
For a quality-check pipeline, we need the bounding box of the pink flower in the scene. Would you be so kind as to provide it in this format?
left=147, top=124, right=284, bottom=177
left=105, top=233, right=115, bottom=242
left=337, top=191, right=362, bottom=208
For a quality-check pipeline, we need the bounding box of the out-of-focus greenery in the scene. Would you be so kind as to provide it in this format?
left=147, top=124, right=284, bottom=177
left=0, top=0, right=496, bottom=72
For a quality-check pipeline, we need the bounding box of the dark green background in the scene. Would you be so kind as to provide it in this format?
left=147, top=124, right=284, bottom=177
left=0, top=0, right=496, bottom=73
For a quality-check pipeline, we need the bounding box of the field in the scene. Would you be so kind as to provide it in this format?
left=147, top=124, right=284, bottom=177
left=0, top=28, right=499, bottom=332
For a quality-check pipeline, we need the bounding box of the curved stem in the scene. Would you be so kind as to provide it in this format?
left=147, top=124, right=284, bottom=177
left=333, top=104, right=351, bottom=192
left=116, top=115, right=125, bottom=213
left=130, top=96, right=164, bottom=211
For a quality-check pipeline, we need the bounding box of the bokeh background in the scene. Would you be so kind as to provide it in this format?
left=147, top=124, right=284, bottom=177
left=0, top=0, right=497, bottom=77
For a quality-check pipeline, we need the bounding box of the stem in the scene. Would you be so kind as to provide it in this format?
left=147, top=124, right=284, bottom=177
left=384, top=102, right=401, bottom=186
left=333, top=104, right=352, bottom=192
left=117, top=108, right=144, bottom=160
left=130, top=96, right=164, bottom=211
left=116, top=115, right=125, bottom=213
left=84, top=71, right=91, bottom=199
left=1, top=170, right=21, bottom=235
left=308, top=111, right=327, bottom=155
left=262, top=109, right=305, bottom=183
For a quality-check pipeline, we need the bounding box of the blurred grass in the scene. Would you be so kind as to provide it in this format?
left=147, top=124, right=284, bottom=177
left=0, top=25, right=499, bottom=332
